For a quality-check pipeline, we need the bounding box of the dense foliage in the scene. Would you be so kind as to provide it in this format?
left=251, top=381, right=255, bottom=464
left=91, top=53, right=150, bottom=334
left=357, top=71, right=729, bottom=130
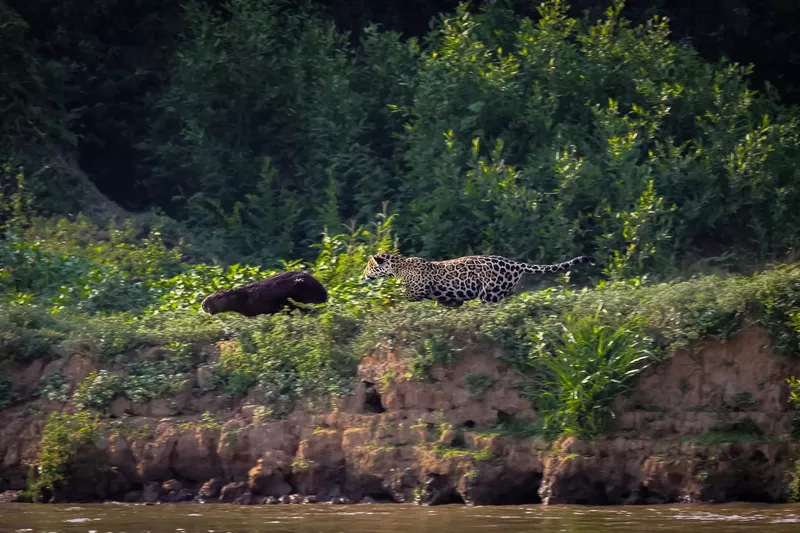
left=3, top=0, right=799, bottom=274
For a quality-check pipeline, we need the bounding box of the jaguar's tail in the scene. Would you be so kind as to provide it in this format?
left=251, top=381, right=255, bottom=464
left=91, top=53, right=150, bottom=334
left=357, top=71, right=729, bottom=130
left=519, top=255, right=595, bottom=274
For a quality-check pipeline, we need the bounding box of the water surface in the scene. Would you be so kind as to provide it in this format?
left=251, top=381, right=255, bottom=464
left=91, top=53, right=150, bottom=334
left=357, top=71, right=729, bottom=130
left=2, top=503, right=800, bottom=532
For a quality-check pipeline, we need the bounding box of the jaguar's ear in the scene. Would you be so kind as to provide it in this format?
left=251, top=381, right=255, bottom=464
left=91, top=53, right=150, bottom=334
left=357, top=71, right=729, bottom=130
left=374, top=255, right=386, bottom=265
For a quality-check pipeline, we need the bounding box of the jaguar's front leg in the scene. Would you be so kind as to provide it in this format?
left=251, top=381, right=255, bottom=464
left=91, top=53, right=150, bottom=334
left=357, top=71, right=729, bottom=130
left=404, top=284, right=427, bottom=302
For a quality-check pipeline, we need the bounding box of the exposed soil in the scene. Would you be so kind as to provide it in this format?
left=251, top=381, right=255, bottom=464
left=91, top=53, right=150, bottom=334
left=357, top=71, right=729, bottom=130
left=1, top=326, right=799, bottom=505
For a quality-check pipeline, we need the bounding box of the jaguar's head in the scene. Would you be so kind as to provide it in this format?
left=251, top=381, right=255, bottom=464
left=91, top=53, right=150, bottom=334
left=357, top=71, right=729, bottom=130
left=363, top=252, right=402, bottom=280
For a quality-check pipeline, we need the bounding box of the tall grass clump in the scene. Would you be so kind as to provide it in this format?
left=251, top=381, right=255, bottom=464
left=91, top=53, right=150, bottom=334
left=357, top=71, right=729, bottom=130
left=530, top=309, right=657, bottom=439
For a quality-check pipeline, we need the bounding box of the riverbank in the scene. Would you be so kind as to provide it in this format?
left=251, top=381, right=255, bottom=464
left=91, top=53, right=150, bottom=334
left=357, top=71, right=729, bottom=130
left=2, top=323, right=799, bottom=506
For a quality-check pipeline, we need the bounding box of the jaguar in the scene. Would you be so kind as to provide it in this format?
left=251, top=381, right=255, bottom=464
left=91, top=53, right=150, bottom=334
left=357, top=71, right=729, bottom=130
left=363, top=252, right=595, bottom=307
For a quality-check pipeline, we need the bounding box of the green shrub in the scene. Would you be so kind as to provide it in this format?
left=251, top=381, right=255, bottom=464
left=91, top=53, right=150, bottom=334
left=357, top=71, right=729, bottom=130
left=531, top=309, right=657, bottom=439
left=73, top=371, right=122, bottom=410
left=789, top=459, right=800, bottom=504
left=213, top=310, right=361, bottom=414
left=2, top=197, right=800, bottom=427
left=24, top=410, right=101, bottom=502
left=37, top=370, right=70, bottom=403
left=409, top=331, right=462, bottom=381
left=0, top=303, right=66, bottom=363
left=788, top=377, right=800, bottom=409
left=121, top=343, right=193, bottom=403
left=463, top=372, right=495, bottom=399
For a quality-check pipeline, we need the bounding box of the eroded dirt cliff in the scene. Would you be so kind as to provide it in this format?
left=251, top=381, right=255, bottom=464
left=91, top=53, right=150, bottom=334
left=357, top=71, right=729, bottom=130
left=1, top=326, right=799, bottom=505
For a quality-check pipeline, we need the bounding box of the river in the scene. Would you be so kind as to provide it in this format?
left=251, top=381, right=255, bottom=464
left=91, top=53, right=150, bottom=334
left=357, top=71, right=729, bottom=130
left=2, top=503, right=800, bottom=532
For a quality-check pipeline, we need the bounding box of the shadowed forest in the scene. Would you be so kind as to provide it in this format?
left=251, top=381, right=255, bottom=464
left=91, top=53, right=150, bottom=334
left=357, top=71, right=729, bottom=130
left=3, top=0, right=800, bottom=271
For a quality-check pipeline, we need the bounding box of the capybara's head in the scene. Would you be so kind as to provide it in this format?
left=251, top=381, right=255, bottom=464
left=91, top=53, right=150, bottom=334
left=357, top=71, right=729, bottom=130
left=200, top=290, right=233, bottom=315
left=363, top=251, right=403, bottom=280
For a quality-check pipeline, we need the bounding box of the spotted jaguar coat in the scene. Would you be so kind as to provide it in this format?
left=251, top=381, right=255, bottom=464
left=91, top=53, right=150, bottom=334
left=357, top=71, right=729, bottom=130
left=363, top=252, right=595, bottom=307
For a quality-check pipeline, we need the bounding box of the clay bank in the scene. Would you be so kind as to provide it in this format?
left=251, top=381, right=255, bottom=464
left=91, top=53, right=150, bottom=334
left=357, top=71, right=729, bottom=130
left=2, top=324, right=800, bottom=506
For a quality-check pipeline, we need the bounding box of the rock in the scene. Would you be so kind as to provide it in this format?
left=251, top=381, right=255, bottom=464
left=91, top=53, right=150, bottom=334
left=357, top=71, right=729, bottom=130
left=162, top=479, right=183, bottom=493
left=172, top=429, right=223, bottom=482
left=289, top=493, right=304, bottom=504
left=123, top=491, right=141, bottom=503
left=218, top=421, right=299, bottom=481
left=248, top=451, right=292, bottom=497
left=64, top=356, right=98, bottom=390
left=418, top=473, right=462, bottom=506
left=166, top=488, right=194, bottom=503
left=458, top=460, right=542, bottom=505
left=142, top=482, right=161, bottom=503
left=291, top=430, right=345, bottom=497
left=198, top=478, right=224, bottom=500
left=134, top=428, right=178, bottom=481
left=325, top=495, right=352, bottom=505
left=18, top=360, right=44, bottom=396
left=196, top=366, right=216, bottom=392
left=1, top=325, right=797, bottom=507
left=303, top=495, right=318, bottom=504
left=110, top=396, right=132, bottom=418
left=359, top=496, right=376, bottom=504
left=233, top=492, right=255, bottom=505
left=219, top=481, right=249, bottom=503
left=150, top=398, right=180, bottom=417
left=0, top=490, right=24, bottom=503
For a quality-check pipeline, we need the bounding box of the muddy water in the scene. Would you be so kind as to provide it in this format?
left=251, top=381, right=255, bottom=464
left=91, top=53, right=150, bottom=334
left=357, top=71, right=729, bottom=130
left=2, top=503, right=800, bottom=533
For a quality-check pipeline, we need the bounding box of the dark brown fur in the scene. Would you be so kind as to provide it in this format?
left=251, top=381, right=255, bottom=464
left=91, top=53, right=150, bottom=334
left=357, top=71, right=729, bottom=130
left=201, top=271, right=328, bottom=317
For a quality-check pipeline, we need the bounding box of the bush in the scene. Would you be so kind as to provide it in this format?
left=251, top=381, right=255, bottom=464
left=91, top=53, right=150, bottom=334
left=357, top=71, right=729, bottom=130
left=213, top=311, right=361, bottom=415
left=24, top=410, right=101, bottom=502
left=37, top=371, right=70, bottom=403
left=0, top=303, right=67, bottom=363
left=73, top=371, right=122, bottom=410
left=463, top=372, right=495, bottom=399
left=531, top=309, right=657, bottom=439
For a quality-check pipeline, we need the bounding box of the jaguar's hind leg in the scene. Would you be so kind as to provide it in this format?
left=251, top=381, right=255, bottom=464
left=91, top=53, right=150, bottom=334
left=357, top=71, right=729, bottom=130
left=478, top=289, right=501, bottom=304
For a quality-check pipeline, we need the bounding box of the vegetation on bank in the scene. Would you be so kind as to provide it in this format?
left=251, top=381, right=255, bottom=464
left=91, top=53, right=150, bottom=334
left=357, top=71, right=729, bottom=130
left=2, top=211, right=800, bottom=440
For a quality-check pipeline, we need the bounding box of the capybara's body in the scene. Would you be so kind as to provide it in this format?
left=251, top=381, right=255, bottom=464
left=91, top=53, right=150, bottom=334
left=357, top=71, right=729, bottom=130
left=201, top=271, right=328, bottom=317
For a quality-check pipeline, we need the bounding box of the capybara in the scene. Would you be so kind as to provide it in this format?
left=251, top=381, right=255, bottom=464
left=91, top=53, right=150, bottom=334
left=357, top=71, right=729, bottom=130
left=201, top=271, right=328, bottom=317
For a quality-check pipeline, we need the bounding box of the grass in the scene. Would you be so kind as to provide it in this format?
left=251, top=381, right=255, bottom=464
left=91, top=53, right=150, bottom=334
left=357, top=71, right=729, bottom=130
left=432, top=442, right=493, bottom=462
left=531, top=311, right=657, bottom=439
left=684, top=419, right=768, bottom=446
left=463, top=373, right=495, bottom=399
